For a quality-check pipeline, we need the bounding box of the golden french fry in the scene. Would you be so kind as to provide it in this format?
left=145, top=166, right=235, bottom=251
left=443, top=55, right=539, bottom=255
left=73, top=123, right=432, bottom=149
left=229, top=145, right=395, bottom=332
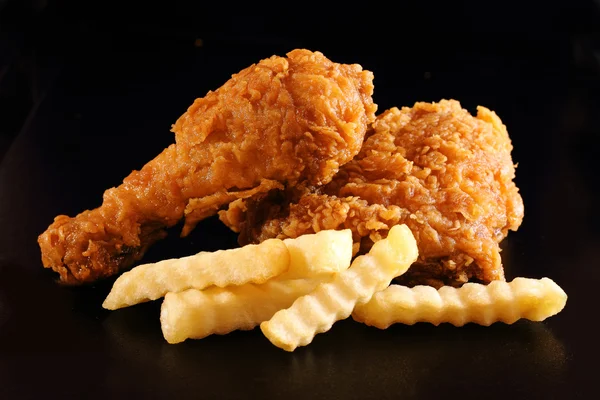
left=102, top=239, right=289, bottom=310
left=160, top=279, right=322, bottom=344
left=160, top=230, right=354, bottom=343
left=352, top=278, right=567, bottom=328
left=260, top=224, right=418, bottom=352
left=279, top=229, right=353, bottom=280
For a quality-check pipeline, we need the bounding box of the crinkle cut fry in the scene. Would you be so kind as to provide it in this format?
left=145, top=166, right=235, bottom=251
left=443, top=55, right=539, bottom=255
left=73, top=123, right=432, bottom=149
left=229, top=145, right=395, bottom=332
left=260, top=224, right=418, bottom=352
left=103, top=239, right=289, bottom=310
left=352, top=278, right=567, bottom=328
left=161, top=279, right=321, bottom=344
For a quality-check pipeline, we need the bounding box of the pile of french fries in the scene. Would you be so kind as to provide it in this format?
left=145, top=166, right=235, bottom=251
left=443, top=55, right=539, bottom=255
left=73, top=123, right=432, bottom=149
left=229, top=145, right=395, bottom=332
left=103, top=225, right=567, bottom=352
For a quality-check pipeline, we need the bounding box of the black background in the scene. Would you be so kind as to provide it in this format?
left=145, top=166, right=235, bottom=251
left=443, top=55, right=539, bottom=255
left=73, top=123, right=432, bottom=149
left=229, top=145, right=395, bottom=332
left=1, top=1, right=599, bottom=399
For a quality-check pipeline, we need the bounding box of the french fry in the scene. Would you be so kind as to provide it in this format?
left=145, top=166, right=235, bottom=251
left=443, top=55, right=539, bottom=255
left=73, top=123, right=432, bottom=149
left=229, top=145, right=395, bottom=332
left=161, top=279, right=322, bottom=344
left=279, top=229, right=353, bottom=279
left=160, top=230, right=353, bottom=343
left=260, top=224, right=418, bottom=352
left=102, top=239, right=289, bottom=310
left=352, top=278, right=567, bottom=328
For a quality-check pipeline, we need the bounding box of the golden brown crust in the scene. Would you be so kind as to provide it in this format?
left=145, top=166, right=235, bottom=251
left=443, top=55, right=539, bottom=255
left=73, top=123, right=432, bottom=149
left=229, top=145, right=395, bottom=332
left=38, top=49, right=376, bottom=284
left=220, top=100, right=524, bottom=287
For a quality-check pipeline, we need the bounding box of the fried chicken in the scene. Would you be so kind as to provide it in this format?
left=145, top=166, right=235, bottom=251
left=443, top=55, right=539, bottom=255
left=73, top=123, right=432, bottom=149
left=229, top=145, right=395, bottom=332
left=220, top=100, right=524, bottom=288
left=38, top=49, right=377, bottom=284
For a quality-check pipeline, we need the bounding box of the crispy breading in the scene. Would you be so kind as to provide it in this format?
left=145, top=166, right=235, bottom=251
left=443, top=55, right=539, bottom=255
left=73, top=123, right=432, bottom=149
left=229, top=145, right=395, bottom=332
left=220, top=100, right=524, bottom=287
left=38, top=49, right=376, bottom=284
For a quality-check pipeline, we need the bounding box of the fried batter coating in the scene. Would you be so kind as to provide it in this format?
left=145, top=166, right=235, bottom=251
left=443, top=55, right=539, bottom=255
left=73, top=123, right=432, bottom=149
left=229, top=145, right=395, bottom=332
left=220, top=100, right=524, bottom=287
left=38, top=49, right=377, bottom=284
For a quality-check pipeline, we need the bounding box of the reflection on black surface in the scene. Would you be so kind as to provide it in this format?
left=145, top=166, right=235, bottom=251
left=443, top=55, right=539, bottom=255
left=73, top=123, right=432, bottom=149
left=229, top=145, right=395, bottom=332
left=0, top=263, right=112, bottom=398
left=102, top=307, right=567, bottom=399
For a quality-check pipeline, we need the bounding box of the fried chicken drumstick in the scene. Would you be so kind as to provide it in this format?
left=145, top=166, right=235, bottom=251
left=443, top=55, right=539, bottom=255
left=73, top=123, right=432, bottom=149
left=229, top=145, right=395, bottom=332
left=38, top=49, right=377, bottom=284
left=220, top=100, right=524, bottom=288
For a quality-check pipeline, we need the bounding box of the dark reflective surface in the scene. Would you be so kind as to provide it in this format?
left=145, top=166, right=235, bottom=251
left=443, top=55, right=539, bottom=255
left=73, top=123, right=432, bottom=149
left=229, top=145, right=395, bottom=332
left=1, top=2, right=599, bottom=398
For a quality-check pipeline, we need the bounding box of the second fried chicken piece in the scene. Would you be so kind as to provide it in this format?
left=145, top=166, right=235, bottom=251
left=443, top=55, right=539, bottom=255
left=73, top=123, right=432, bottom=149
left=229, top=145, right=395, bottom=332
left=38, top=49, right=377, bottom=284
left=220, top=100, right=524, bottom=287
